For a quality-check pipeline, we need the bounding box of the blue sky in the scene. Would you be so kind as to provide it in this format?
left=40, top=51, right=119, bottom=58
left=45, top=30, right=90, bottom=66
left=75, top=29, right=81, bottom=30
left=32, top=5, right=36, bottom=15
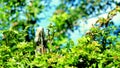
left=36, top=0, right=60, bottom=32
left=36, top=0, right=120, bottom=43
left=0, top=0, right=120, bottom=43
left=69, top=13, right=120, bottom=43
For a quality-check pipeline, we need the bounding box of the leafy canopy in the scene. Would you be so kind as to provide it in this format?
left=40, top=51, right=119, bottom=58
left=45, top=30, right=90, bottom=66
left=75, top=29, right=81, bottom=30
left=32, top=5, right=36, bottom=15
left=0, top=0, right=120, bottom=68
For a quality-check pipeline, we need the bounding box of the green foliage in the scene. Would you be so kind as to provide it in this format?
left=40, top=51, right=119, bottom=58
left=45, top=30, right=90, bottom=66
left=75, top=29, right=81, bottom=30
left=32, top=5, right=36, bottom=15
left=0, top=0, right=120, bottom=68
